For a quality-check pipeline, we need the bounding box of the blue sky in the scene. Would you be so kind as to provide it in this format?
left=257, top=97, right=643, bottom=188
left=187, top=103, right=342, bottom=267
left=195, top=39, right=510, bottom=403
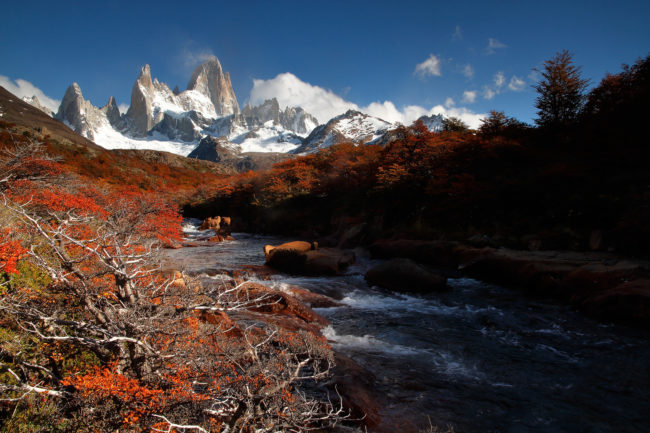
left=2, top=0, right=649, bottom=127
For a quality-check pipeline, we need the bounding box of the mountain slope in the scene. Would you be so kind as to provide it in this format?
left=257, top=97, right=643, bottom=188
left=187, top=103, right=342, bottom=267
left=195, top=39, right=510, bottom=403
left=188, top=135, right=291, bottom=172
left=0, top=85, right=231, bottom=196
left=293, top=110, right=395, bottom=153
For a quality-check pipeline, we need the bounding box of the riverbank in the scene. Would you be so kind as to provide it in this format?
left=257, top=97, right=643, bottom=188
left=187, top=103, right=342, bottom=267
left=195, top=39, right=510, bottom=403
left=369, top=239, right=650, bottom=328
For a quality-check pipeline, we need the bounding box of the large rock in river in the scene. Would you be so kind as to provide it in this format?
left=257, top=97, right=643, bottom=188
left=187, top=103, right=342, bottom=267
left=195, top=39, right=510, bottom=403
left=264, top=241, right=354, bottom=275
left=365, top=258, right=448, bottom=293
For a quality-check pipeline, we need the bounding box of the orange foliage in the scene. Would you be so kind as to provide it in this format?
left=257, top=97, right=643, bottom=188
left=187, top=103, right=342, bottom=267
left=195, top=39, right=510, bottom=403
left=0, top=229, right=27, bottom=275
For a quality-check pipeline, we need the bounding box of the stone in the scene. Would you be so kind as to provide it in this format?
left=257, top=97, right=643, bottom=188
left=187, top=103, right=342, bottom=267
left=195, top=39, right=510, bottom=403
left=303, top=248, right=356, bottom=275
left=285, top=286, right=341, bottom=308
left=365, top=258, right=448, bottom=293
left=264, top=241, right=354, bottom=275
left=581, top=279, right=650, bottom=327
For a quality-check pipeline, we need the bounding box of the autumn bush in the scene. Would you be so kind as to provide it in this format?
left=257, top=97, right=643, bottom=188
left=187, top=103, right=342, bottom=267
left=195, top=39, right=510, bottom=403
left=0, top=137, right=352, bottom=432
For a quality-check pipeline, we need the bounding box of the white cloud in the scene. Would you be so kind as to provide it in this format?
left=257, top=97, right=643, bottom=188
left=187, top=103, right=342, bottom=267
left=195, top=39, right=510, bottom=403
left=483, top=86, right=496, bottom=100
left=181, top=46, right=216, bottom=69
left=414, top=54, right=442, bottom=78
left=528, top=69, right=541, bottom=83
left=452, top=25, right=462, bottom=41
left=249, top=72, right=485, bottom=129
left=118, top=103, right=130, bottom=115
left=486, top=38, right=507, bottom=55
left=481, top=72, right=525, bottom=100
left=462, top=90, right=477, bottom=104
left=430, top=105, right=485, bottom=129
left=494, top=71, right=506, bottom=88
left=463, top=64, right=474, bottom=79
left=444, top=97, right=455, bottom=108
left=508, top=76, right=526, bottom=91
left=249, top=72, right=357, bottom=124
left=0, top=76, right=60, bottom=112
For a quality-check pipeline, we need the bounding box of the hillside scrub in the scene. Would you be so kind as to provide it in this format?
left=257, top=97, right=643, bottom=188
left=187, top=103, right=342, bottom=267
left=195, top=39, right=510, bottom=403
left=0, top=137, right=353, bottom=432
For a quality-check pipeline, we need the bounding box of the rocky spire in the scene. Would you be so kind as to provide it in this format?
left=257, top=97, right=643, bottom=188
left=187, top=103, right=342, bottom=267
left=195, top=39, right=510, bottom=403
left=102, top=96, right=124, bottom=129
left=55, top=83, right=105, bottom=139
left=125, top=65, right=156, bottom=136
left=187, top=56, right=239, bottom=116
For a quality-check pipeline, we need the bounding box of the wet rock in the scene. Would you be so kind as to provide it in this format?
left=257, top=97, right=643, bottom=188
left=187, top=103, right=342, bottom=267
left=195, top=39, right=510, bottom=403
left=581, top=279, right=650, bottom=327
left=286, top=286, right=342, bottom=308
left=232, top=264, right=279, bottom=280
left=200, top=215, right=232, bottom=235
left=365, top=258, right=448, bottom=293
left=369, top=239, right=457, bottom=267
left=239, top=282, right=329, bottom=328
left=265, top=241, right=354, bottom=275
left=331, top=354, right=384, bottom=430
left=303, top=248, right=355, bottom=275
left=563, top=262, right=644, bottom=301
left=337, top=223, right=367, bottom=249
left=264, top=240, right=316, bottom=258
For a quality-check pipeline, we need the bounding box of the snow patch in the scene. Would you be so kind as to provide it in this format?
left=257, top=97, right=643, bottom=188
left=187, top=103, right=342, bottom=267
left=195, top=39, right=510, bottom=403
left=230, top=123, right=301, bottom=153
left=93, top=121, right=198, bottom=156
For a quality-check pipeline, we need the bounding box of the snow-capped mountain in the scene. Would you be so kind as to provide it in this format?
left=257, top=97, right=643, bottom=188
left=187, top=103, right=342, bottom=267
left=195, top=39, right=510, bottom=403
left=417, top=114, right=445, bottom=132
left=55, top=57, right=319, bottom=156
left=49, top=55, right=447, bottom=159
left=292, top=110, right=396, bottom=154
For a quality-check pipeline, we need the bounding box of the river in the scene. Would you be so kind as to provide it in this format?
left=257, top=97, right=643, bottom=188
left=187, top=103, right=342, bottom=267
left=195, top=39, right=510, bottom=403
left=163, top=220, right=650, bottom=433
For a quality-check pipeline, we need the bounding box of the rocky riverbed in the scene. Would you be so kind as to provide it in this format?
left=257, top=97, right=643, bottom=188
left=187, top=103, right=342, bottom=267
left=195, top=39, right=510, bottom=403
left=163, top=220, right=650, bottom=432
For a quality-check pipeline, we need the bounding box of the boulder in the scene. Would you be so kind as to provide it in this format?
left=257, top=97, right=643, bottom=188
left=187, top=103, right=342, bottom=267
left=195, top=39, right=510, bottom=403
left=286, top=287, right=341, bottom=308
left=241, top=282, right=329, bottom=326
left=368, top=239, right=457, bottom=267
left=200, top=216, right=221, bottom=230
left=263, top=241, right=354, bottom=275
left=263, top=241, right=316, bottom=272
left=365, top=258, right=448, bottom=293
left=303, top=248, right=356, bottom=276
left=331, top=354, right=384, bottom=430
left=200, top=215, right=232, bottom=236
left=337, top=223, right=367, bottom=249
left=581, top=279, right=650, bottom=327
left=233, top=282, right=330, bottom=334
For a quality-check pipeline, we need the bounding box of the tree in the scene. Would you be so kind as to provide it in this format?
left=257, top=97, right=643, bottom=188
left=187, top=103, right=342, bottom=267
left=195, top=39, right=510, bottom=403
left=478, top=110, right=528, bottom=138
left=581, top=54, right=650, bottom=135
left=442, top=116, right=469, bottom=133
left=534, top=50, right=589, bottom=128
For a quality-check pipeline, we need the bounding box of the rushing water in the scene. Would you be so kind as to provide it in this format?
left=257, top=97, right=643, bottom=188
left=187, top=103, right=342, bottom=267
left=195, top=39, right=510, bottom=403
left=163, top=220, right=650, bottom=433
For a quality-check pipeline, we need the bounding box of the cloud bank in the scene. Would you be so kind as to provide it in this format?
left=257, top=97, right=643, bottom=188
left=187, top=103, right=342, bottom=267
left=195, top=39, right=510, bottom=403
left=249, top=72, right=485, bottom=129
left=0, top=76, right=60, bottom=113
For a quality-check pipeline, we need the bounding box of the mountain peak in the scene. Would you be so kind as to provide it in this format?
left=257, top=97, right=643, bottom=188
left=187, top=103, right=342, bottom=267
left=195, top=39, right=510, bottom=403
left=187, top=56, right=239, bottom=116
left=55, top=82, right=106, bottom=140
left=136, top=64, right=153, bottom=89
left=67, top=82, right=83, bottom=96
